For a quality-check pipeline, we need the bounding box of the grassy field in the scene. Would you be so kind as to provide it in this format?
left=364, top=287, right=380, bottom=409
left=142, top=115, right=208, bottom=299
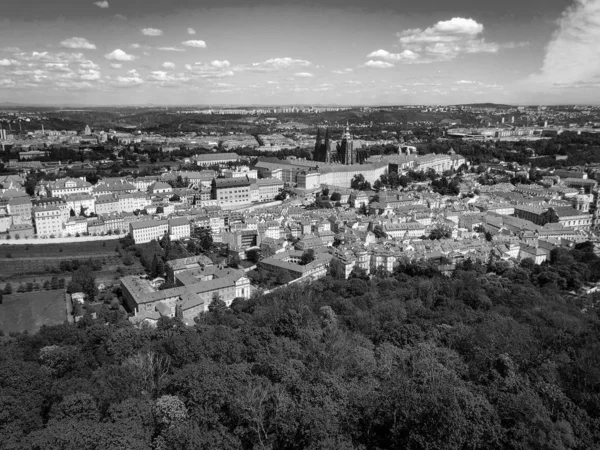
left=0, top=240, right=119, bottom=259
left=0, top=239, right=145, bottom=288
left=0, top=290, right=67, bottom=334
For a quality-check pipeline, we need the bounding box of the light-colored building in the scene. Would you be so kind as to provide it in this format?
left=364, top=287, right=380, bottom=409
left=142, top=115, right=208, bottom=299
left=211, top=177, right=251, bottom=207
left=130, top=219, right=169, bottom=244
left=256, top=177, right=284, bottom=201
left=169, top=218, right=191, bottom=241
left=47, top=177, right=92, bottom=198
left=34, top=206, right=63, bottom=237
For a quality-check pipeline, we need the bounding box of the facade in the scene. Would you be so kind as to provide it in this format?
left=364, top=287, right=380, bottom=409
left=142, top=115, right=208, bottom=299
left=64, top=194, right=96, bottom=216
left=33, top=206, right=63, bottom=237
left=169, top=218, right=191, bottom=241
left=130, top=219, right=169, bottom=244
left=95, top=195, right=120, bottom=215
left=7, top=197, right=32, bottom=221
left=211, top=177, right=251, bottom=207
left=194, top=153, right=240, bottom=167
left=47, top=177, right=92, bottom=198
left=118, top=192, right=151, bottom=213
left=256, top=177, right=284, bottom=201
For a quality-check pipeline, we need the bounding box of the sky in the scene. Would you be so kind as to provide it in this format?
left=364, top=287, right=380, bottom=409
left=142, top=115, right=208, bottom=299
left=0, top=0, right=597, bottom=106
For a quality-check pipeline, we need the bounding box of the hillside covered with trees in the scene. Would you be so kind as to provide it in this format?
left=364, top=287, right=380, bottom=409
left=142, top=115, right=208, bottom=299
left=2, top=243, right=600, bottom=449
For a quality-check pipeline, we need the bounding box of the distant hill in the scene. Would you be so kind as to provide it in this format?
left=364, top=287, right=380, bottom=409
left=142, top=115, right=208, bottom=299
left=459, top=103, right=515, bottom=109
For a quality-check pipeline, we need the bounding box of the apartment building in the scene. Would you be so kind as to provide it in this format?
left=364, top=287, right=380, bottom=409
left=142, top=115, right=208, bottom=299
left=169, top=218, right=191, bottom=241
left=33, top=206, right=63, bottom=237
left=130, top=219, right=169, bottom=244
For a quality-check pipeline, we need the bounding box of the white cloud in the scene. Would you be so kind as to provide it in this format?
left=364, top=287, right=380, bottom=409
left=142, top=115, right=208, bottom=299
left=258, top=57, right=310, bottom=69
left=130, top=43, right=142, bottom=49
left=141, top=28, right=163, bottom=36
left=211, top=60, right=230, bottom=68
left=114, top=14, right=127, bottom=20
left=388, top=17, right=506, bottom=62
left=60, top=37, right=97, bottom=50
left=110, top=63, right=122, bottom=69
left=456, top=80, right=477, bottom=84
left=332, top=68, right=353, bottom=74
left=367, top=49, right=419, bottom=62
left=157, top=46, right=185, bottom=52
left=104, top=49, right=136, bottom=61
left=0, top=59, right=13, bottom=66
left=187, top=28, right=196, bottom=35
left=94, top=1, right=109, bottom=8
left=294, top=72, right=314, bottom=77
left=162, top=62, right=176, bottom=69
left=185, top=62, right=234, bottom=78
left=527, top=0, right=600, bottom=88
left=182, top=40, right=207, bottom=48
left=363, top=60, right=394, bottom=69
left=79, top=69, right=101, bottom=81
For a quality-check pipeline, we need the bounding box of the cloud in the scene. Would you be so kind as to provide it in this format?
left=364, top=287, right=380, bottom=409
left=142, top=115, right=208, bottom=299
left=385, top=17, right=508, bottom=62
left=294, top=72, right=314, bottom=77
left=363, top=60, right=394, bottom=69
left=142, top=28, right=163, bottom=36
left=94, top=1, right=109, bottom=8
left=162, top=62, right=176, bottom=69
left=210, top=60, right=230, bottom=68
left=110, top=63, right=122, bottom=69
left=114, top=14, right=127, bottom=20
left=332, top=68, right=353, bottom=74
left=104, top=49, right=136, bottom=61
left=187, top=28, right=196, bottom=35
left=246, top=57, right=311, bottom=72
left=527, top=0, right=600, bottom=88
left=0, top=59, right=14, bottom=66
left=182, top=40, right=207, bottom=48
left=130, top=43, right=142, bottom=49
left=157, top=46, right=185, bottom=52
left=185, top=62, right=234, bottom=78
left=367, top=49, right=419, bottom=62
left=456, top=80, right=477, bottom=84
left=60, top=37, right=97, bottom=50
left=111, top=69, right=143, bottom=86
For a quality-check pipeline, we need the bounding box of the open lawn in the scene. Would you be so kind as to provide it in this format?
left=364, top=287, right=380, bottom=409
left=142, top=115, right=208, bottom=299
left=0, top=290, right=67, bottom=334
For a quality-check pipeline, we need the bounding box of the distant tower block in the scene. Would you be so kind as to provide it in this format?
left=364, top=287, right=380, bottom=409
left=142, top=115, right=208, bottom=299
left=84, top=124, right=91, bottom=135
left=501, top=117, right=505, bottom=124
left=544, top=120, right=548, bottom=128
left=511, top=116, right=515, bottom=123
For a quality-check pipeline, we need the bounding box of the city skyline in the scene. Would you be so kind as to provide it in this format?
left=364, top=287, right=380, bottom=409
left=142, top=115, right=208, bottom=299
left=0, top=0, right=597, bottom=106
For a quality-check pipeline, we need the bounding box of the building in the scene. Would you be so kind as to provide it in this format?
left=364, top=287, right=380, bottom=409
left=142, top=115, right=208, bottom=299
left=33, top=206, right=63, bottom=237
left=47, top=178, right=92, bottom=198
left=122, top=261, right=250, bottom=325
left=211, top=177, right=251, bottom=207
left=118, top=192, right=151, bottom=213
left=64, top=194, right=96, bottom=216
left=256, top=177, right=284, bottom=201
left=95, top=194, right=120, bottom=216
left=149, top=181, right=173, bottom=195
left=259, top=250, right=333, bottom=281
left=193, top=153, right=240, bottom=167
left=130, top=219, right=169, bottom=244
left=7, top=197, right=32, bottom=221
left=169, top=218, right=191, bottom=241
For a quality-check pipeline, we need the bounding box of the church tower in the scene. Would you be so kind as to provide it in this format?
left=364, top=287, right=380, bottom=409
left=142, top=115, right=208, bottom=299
left=340, top=123, right=356, bottom=165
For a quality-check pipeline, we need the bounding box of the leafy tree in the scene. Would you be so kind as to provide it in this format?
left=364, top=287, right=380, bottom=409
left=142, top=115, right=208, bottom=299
left=3, top=282, right=12, bottom=294
left=330, top=192, right=341, bottom=202
left=300, top=249, right=316, bottom=265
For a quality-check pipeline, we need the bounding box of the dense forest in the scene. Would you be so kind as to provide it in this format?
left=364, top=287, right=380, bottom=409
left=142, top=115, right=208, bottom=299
left=3, top=243, right=600, bottom=449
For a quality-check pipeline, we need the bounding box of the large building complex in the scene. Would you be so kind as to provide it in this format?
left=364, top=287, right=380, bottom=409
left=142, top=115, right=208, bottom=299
left=122, top=256, right=251, bottom=326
